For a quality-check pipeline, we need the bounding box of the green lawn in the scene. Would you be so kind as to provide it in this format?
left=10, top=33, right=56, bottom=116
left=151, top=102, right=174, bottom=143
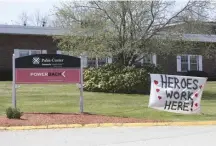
left=0, top=81, right=216, bottom=121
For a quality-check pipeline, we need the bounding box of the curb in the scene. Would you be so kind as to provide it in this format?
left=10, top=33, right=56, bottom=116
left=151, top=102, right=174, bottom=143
left=1, top=121, right=216, bottom=131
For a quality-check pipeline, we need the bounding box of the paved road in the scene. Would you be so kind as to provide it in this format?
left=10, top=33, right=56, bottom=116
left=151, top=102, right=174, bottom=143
left=0, top=126, right=215, bottom=146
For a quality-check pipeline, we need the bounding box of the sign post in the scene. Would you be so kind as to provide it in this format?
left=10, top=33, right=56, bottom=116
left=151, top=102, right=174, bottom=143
left=12, top=54, right=16, bottom=108
left=13, top=53, right=84, bottom=113
left=80, top=55, right=84, bottom=113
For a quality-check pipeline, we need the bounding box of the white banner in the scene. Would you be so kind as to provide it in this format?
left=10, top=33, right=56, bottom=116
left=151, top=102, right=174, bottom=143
left=148, top=74, right=207, bottom=114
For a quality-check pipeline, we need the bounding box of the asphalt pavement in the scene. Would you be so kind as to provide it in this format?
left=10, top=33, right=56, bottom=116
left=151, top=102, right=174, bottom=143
left=0, top=126, right=215, bottom=146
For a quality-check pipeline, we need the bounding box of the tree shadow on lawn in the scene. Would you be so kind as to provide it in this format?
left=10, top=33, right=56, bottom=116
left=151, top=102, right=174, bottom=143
left=202, top=91, right=216, bottom=100
left=24, top=112, right=96, bottom=115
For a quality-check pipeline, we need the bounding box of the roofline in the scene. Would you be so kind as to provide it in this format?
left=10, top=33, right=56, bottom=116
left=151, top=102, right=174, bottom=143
left=164, top=21, right=216, bottom=28
left=155, top=32, right=216, bottom=43
left=1, top=25, right=216, bottom=43
left=0, top=24, right=66, bottom=36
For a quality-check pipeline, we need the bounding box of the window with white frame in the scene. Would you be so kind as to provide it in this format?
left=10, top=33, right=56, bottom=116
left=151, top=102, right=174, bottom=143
left=14, top=49, right=47, bottom=58
left=136, top=54, right=157, bottom=66
left=177, top=55, right=202, bottom=72
left=56, top=50, right=112, bottom=68
left=87, top=58, right=97, bottom=67
left=56, top=50, right=73, bottom=56
left=180, top=55, right=188, bottom=72
left=97, top=58, right=107, bottom=67
left=143, top=54, right=153, bottom=64
left=87, top=57, right=108, bottom=67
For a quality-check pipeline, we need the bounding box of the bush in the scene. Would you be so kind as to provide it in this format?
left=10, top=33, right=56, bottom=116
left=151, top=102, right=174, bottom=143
left=6, top=107, right=23, bottom=119
left=186, top=71, right=208, bottom=78
left=83, top=63, right=163, bottom=94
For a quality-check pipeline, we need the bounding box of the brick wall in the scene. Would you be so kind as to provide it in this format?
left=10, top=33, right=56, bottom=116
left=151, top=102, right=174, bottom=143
left=0, top=34, right=59, bottom=80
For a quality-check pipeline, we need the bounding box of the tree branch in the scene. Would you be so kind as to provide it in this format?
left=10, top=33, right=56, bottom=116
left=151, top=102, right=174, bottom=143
left=145, top=0, right=192, bottom=41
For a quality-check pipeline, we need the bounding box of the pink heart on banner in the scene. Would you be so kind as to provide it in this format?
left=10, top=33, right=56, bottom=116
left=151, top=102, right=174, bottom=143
left=158, top=96, right=162, bottom=100
left=195, top=93, right=198, bottom=98
left=154, top=80, right=158, bottom=85
left=195, top=103, right=198, bottom=107
left=156, top=89, right=160, bottom=92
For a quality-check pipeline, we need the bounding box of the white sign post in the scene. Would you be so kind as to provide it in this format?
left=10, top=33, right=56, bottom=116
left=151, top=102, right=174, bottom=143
left=12, top=54, right=17, bottom=108
left=148, top=74, right=207, bottom=114
left=79, top=55, right=84, bottom=113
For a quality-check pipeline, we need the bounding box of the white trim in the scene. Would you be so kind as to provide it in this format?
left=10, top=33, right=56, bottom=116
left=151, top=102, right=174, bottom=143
left=177, top=55, right=181, bottom=72
left=82, top=56, right=88, bottom=68
left=14, top=49, right=20, bottom=58
left=199, top=55, right=203, bottom=71
left=42, top=50, right=47, bottom=54
left=140, top=54, right=144, bottom=64
left=107, top=57, right=112, bottom=63
left=56, top=50, right=62, bottom=54
left=152, top=54, right=157, bottom=66
left=96, top=57, right=99, bottom=68
left=188, top=55, right=191, bottom=71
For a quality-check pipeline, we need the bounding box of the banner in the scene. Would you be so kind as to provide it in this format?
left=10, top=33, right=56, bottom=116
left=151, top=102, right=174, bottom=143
left=148, top=74, right=207, bottom=114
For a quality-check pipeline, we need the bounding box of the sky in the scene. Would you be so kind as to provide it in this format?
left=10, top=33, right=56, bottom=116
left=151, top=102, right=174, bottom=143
left=0, top=0, right=199, bottom=25
left=0, top=0, right=62, bottom=24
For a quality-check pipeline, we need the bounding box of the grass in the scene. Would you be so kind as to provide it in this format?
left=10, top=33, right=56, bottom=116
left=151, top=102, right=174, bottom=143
left=0, top=81, right=216, bottom=121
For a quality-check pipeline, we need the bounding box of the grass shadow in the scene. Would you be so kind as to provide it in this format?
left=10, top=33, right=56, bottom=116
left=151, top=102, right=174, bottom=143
left=202, top=91, right=216, bottom=100
left=23, top=112, right=96, bottom=115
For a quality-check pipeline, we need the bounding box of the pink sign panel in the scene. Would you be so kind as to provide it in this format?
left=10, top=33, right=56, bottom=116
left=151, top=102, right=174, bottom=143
left=15, top=68, right=81, bottom=84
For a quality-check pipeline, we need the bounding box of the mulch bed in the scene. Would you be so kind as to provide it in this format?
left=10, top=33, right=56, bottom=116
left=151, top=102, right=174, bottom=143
left=0, top=113, right=167, bottom=127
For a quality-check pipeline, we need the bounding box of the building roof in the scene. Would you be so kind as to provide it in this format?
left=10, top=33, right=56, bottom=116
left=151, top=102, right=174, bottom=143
left=182, top=34, right=216, bottom=42
left=0, top=24, right=66, bottom=36
left=1, top=24, right=216, bottom=43
left=155, top=31, right=216, bottom=43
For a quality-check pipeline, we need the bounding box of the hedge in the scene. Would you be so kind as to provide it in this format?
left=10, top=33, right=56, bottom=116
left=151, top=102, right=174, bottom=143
left=83, top=63, right=163, bottom=94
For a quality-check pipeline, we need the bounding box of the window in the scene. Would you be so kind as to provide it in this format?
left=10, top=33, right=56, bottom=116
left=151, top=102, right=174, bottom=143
left=14, top=49, right=47, bottom=58
left=30, top=50, right=42, bottom=55
left=136, top=54, right=157, bottom=66
left=56, top=50, right=112, bottom=68
left=143, top=54, right=153, bottom=64
left=87, top=58, right=97, bottom=67
left=56, top=50, right=73, bottom=56
left=190, top=55, right=199, bottom=70
left=98, top=58, right=107, bottom=67
left=87, top=57, right=107, bottom=67
left=180, top=55, right=188, bottom=72
left=19, top=50, right=29, bottom=57
left=177, top=55, right=202, bottom=72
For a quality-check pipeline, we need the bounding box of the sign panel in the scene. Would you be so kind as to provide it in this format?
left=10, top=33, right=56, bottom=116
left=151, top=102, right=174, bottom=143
left=15, top=54, right=80, bottom=68
left=12, top=53, right=84, bottom=113
left=148, top=74, right=207, bottom=114
left=15, top=54, right=81, bottom=84
left=15, top=68, right=80, bottom=84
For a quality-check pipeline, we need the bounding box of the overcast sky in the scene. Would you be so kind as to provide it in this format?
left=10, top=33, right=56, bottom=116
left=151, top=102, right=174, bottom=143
left=0, top=0, right=195, bottom=25
left=0, top=0, right=61, bottom=24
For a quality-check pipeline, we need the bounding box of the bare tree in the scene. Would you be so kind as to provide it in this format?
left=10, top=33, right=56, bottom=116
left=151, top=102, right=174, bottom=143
left=15, top=10, right=53, bottom=27
left=53, top=0, right=212, bottom=66
left=17, top=12, right=29, bottom=26
left=29, top=10, right=49, bottom=27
